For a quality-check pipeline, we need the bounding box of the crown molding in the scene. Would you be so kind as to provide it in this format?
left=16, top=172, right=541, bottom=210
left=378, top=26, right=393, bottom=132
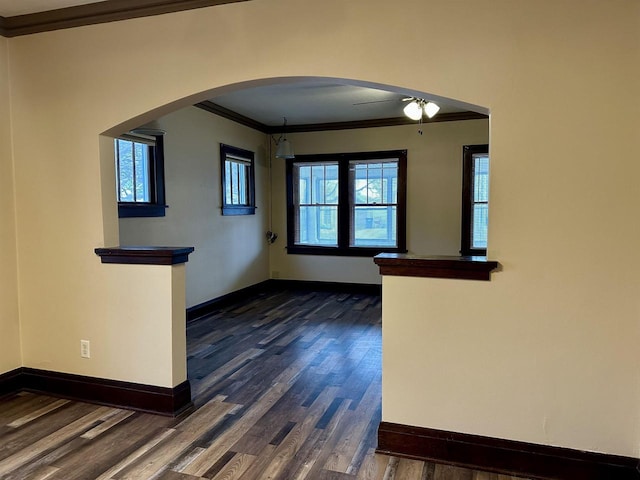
left=195, top=101, right=270, bottom=133
left=195, top=101, right=488, bottom=135
left=0, top=0, right=251, bottom=37
left=280, top=111, right=488, bottom=134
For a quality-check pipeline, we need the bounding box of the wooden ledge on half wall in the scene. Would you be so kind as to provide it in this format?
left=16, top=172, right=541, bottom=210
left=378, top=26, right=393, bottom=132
left=94, top=246, right=195, bottom=265
left=373, top=253, right=500, bottom=281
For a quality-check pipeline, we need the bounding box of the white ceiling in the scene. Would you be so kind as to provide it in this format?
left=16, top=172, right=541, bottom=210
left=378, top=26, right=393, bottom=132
left=211, top=82, right=466, bottom=127
left=0, top=0, right=103, bottom=17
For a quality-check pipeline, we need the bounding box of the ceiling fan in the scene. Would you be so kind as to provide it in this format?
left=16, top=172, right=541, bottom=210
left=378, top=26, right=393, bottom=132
left=353, top=96, right=440, bottom=120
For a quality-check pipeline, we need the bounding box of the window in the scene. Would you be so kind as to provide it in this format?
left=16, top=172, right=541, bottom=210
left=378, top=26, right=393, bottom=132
left=220, top=144, right=256, bottom=215
left=115, top=133, right=166, bottom=218
left=461, top=144, right=489, bottom=256
left=287, top=150, right=407, bottom=256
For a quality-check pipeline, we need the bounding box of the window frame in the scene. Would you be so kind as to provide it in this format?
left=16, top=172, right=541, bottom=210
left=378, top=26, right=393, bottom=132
left=220, top=144, right=256, bottom=216
left=115, top=134, right=166, bottom=218
left=461, top=144, right=489, bottom=256
left=286, top=150, right=407, bottom=257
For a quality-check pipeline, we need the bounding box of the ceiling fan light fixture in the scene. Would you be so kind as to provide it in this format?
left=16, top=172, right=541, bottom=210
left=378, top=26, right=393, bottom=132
left=403, top=100, right=423, bottom=121
left=275, top=137, right=295, bottom=159
left=275, top=117, right=295, bottom=159
left=424, top=101, right=440, bottom=119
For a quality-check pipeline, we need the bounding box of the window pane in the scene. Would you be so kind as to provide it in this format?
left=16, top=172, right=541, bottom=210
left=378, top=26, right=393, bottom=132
left=298, top=166, right=311, bottom=204
left=117, top=140, right=134, bottom=202
left=297, top=206, right=337, bottom=246
left=367, top=164, right=382, bottom=204
left=311, top=165, right=325, bottom=204
left=351, top=161, right=397, bottom=205
left=472, top=204, right=488, bottom=248
left=383, top=163, right=398, bottom=203
left=325, top=165, right=339, bottom=204
left=115, top=138, right=153, bottom=204
left=471, top=152, right=489, bottom=250
left=134, top=142, right=150, bottom=202
left=225, top=159, right=252, bottom=206
left=352, top=206, right=397, bottom=247
left=473, top=154, right=489, bottom=202
left=238, top=163, right=247, bottom=204
left=231, top=161, right=239, bottom=204
left=225, top=160, right=232, bottom=204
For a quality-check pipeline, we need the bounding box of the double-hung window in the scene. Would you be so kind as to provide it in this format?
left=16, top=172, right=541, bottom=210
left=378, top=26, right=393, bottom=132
left=287, top=150, right=407, bottom=256
left=461, top=144, right=489, bottom=256
left=220, top=144, right=256, bottom=215
left=115, top=133, right=166, bottom=218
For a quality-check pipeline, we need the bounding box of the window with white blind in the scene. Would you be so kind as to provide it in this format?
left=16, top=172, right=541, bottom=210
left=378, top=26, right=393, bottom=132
left=220, top=144, right=256, bottom=215
left=115, top=133, right=166, bottom=218
left=286, top=150, right=407, bottom=256
left=461, top=144, right=489, bottom=256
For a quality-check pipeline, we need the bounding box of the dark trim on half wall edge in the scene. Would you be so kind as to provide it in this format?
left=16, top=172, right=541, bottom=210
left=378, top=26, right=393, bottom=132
left=374, top=253, right=499, bottom=281
left=377, top=422, right=640, bottom=480
left=186, top=279, right=381, bottom=322
left=0, top=367, right=192, bottom=417
left=95, top=246, right=195, bottom=265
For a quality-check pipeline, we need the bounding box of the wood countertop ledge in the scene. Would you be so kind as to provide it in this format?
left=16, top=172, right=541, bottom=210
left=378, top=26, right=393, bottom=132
left=94, top=246, right=195, bottom=265
left=373, top=253, right=500, bottom=281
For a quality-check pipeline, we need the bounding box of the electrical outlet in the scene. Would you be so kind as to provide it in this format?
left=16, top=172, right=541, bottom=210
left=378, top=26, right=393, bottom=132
left=80, top=340, right=90, bottom=358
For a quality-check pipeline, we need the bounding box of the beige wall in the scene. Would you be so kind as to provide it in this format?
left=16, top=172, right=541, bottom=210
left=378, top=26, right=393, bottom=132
left=4, top=0, right=640, bottom=458
left=119, top=107, right=270, bottom=308
left=0, top=37, right=22, bottom=374
left=270, top=120, right=489, bottom=283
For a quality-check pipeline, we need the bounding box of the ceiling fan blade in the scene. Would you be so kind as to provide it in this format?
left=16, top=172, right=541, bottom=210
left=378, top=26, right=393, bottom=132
left=352, top=99, right=397, bottom=106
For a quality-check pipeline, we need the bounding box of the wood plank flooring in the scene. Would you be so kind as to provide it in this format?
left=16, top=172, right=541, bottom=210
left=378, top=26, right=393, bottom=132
left=0, top=287, right=529, bottom=480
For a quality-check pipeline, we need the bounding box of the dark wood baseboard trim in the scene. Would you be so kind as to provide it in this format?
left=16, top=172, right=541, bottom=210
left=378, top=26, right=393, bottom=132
left=186, top=279, right=381, bottom=322
left=0, top=367, right=191, bottom=416
left=186, top=280, right=272, bottom=322
left=0, top=368, right=24, bottom=398
left=186, top=279, right=380, bottom=323
left=377, top=422, right=639, bottom=480
left=268, top=279, right=381, bottom=295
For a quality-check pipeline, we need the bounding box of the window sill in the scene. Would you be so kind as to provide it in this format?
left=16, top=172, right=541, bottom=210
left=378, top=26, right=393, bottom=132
left=118, top=203, right=167, bottom=218
left=373, top=253, right=500, bottom=281
left=461, top=248, right=487, bottom=256
left=287, top=245, right=407, bottom=257
left=222, top=206, right=256, bottom=216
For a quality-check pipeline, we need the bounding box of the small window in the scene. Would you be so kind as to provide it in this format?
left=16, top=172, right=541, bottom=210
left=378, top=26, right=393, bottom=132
left=287, top=150, right=407, bottom=256
left=115, top=133, right=166, bottom=218
left=461, top=144, right=489, bottom=256
left=220, top=144, right=256, bottom=215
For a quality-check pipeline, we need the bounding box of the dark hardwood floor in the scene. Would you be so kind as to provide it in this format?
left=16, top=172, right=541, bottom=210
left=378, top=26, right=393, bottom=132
left=0, top=287, right=528, bottom=479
